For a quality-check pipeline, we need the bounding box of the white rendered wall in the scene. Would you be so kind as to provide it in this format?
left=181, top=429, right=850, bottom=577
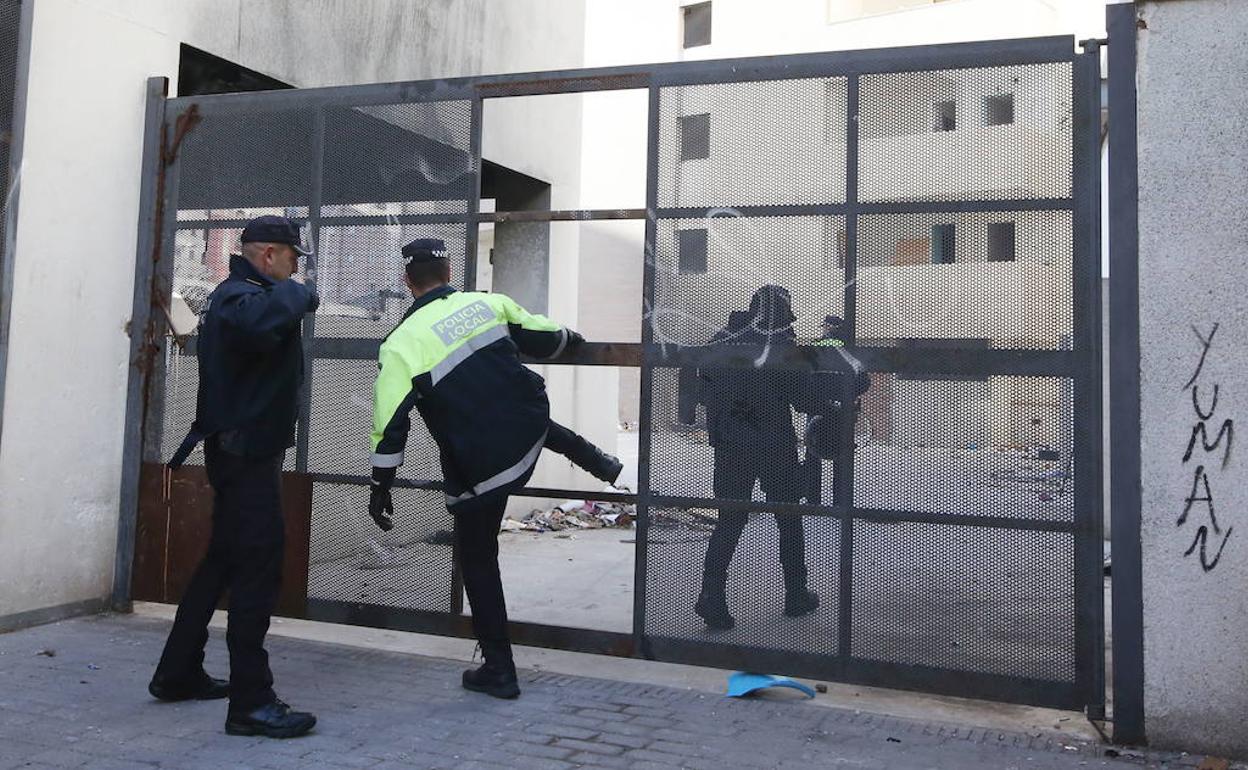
left=0, top=0, right=593, bottom=617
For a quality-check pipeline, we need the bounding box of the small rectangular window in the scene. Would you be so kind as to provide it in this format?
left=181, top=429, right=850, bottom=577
left=933, top=100, right=956, bottom=132
left=683, top=2, right=712, bottom=48
left=680, top=113, right=711, bottom=161
left=984, top=93, right=1014, bottom=126
left=678, top=228, right=708, bottom=274
left=988, top=221, right=1016, bottom=262
left=931, top=224, right=956, bottom=264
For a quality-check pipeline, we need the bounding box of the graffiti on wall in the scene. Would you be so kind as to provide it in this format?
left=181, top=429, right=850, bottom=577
left=1178, top=323, right=1234, bottom=571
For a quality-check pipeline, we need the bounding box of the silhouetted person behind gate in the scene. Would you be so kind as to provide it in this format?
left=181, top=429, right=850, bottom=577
left=693, top=285, right=820, bottom=630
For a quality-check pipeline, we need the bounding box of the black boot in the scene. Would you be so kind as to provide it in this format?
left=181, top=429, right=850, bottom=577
left=563, top=434, right=624, bottom=485
left=462, top=641, right=520, bottom=699
left=149, top=671, right=229, bottom=702
left=784, top=589, right=820, bottom=618
left=225, top=699, right=316, bottom=739
left=694, top=589, right=735, bottom=630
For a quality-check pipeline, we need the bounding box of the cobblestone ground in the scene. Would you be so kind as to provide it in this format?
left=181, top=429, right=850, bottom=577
left=0, top=614, right=1222, bottom=770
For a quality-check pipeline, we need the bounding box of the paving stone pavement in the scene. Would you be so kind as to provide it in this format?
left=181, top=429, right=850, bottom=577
left=0, top=614, right=1223, bottom=769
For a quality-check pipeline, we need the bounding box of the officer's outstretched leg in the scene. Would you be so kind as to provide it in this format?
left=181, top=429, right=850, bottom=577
left=544, top=421, right=623, bottom=485
left=456, top=496, right=519, bottom=699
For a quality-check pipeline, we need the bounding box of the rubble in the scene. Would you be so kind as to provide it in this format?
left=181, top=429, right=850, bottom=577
left=502, top=499, right=636, bottom=533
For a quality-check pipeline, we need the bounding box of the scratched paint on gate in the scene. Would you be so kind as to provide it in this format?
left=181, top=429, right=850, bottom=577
left=1178, top=322, right=1235, bottom=571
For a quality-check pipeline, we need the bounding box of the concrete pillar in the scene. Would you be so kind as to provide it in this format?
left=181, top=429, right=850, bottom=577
left=1136, top=0, right=1248, bottom=756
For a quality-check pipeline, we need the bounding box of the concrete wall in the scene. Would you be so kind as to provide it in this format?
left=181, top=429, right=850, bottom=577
left=1136, top=0, right=1248, bottom=757
left=0, top=0, right=592, bottom=618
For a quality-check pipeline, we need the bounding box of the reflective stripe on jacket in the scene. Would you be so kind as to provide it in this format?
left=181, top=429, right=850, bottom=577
left=371, top=285, right=569, bottom=509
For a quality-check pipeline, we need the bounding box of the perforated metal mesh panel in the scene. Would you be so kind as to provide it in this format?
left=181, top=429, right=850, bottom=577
left=853, top=375, right=1075, bottom=522
left=308, top=358, right=442, bottom=481
left=322, top=101, right=474, bottom=213
left=644, top=508, right=840, bottom=653
left=175, top=106, right=318, bottom=211
left=641, top=48, right=1093, bottom=707
left=859, top=63, right=1072, bottom=203
left=313, top=223, right=467, bottom=339
left=658, top=78, right=848, bottom=208
left=856, top=211, right=1073, bottom=349
left=306, top=483, right=455, bottom=612
left=651, top=216, right=847, bottom=346
left=852, top=522, right=1075, bottom=681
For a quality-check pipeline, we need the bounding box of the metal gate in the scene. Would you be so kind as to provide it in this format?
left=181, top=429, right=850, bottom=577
left=120, top=35, right=1103, bottom=713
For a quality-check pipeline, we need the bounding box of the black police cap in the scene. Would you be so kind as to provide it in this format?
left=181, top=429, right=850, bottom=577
left=402, top=238, right=448, bottom=264
left=241, top=215, right=312, bottom=255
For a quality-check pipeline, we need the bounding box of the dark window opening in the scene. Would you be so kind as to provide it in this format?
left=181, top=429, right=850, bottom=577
left=680, top=113, right=711, bottom=161
left=933, top=99, right=956, bottom=132
left=984, top=93, right=1015, bottom=126
left=678, top=228, right=708, bottom=274
left=178, top=44, right=292, bottom=97
left=932, top=224, right=956, bottom=264
left=988, top=221, right=1016, bottom=262
left=683, top=2, right=712, bottom=48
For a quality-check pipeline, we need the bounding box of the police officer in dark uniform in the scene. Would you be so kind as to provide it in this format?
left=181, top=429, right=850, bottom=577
left=367, top=239, right=620, bottom=699
left=694, top=285, right=823, bottom=631
left=149, top=216, right=318, bottom=739
left=801, top=314, right=870, bottom=505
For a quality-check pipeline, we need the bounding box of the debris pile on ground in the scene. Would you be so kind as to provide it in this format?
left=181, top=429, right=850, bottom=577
left=502, top=499, right=636, bottom=533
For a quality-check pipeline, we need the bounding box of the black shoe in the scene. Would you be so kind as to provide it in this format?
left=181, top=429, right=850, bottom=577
left=225, top=700, right=316, bottom=739
left=598, top=454, right=624, bottom=486
left=462, top=661, right=521, bottom=699
left=694, top=591, right=735, bottom=630
left=566, top=436, right=624, bottom=485
left=784, top=589, right=820, bottom=618
left=148, top=673, right=229, bottom=702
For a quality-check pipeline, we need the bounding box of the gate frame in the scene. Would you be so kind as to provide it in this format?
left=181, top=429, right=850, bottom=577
left=115, top=34, right=1106, bottom=714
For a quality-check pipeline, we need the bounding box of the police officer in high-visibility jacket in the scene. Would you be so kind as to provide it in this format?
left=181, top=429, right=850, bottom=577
left=367, top=238, right=618, bottom=699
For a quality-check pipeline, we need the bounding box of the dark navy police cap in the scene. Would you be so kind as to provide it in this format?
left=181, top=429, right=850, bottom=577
left=402, top=238, right=448, bottom=264
left=241, top=215, right=312, bottom=256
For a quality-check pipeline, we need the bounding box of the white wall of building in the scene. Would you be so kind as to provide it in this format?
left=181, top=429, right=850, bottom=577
left=0, top=0, right=594, bottom=619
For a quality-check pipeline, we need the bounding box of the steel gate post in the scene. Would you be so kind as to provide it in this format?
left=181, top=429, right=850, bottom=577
left=294, top=108, right=326, bottom=474
left=836, top=73, right=861, bottom=662
left=112, top=76, right=170, bottom=610
left=632, top=81, right=661, bottom=660
left=1072, top=41, right=1107, bottom=719
left=1106, top=1, right=1146, bottom=745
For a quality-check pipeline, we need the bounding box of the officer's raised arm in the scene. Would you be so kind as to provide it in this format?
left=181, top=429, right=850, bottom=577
left=218, top=276, right=317, bottom=352
left=493, top=293, right=584, bottom=359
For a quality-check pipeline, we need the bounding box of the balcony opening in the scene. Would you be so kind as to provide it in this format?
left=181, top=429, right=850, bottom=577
left=932, top=99, right=957, bottom=132
left=678, top=227, right=708, bottom=274
left=177, top=44, right=291, bottom=96
left=931, top=223, right=956, bottom=264
left=984, top=93, right=1015, bottom=126
left=679, top=113, right=711, bottom=161
left=678, top=228, right=709, bottom=274
left=823, top=220, right=847, bottom=270
left=988, top=221, right=1016, bottom=262
left=683, top=2, right=713, bottom=48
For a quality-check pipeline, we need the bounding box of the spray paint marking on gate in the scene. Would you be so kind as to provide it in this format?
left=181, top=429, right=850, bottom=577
left=1179, top=322, right=1235, bottom=571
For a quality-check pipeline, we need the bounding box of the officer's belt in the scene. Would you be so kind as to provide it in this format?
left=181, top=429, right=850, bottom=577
left=168, top=424, right=207, bottom=470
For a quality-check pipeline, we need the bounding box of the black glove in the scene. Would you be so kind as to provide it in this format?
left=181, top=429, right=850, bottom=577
left=565, top=329, right=586, bottom=347
left=369, top=466, right=396, bottom=531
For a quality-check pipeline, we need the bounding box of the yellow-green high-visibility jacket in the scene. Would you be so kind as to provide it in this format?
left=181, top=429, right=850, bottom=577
left=371, top=285, right=572, bottom=511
